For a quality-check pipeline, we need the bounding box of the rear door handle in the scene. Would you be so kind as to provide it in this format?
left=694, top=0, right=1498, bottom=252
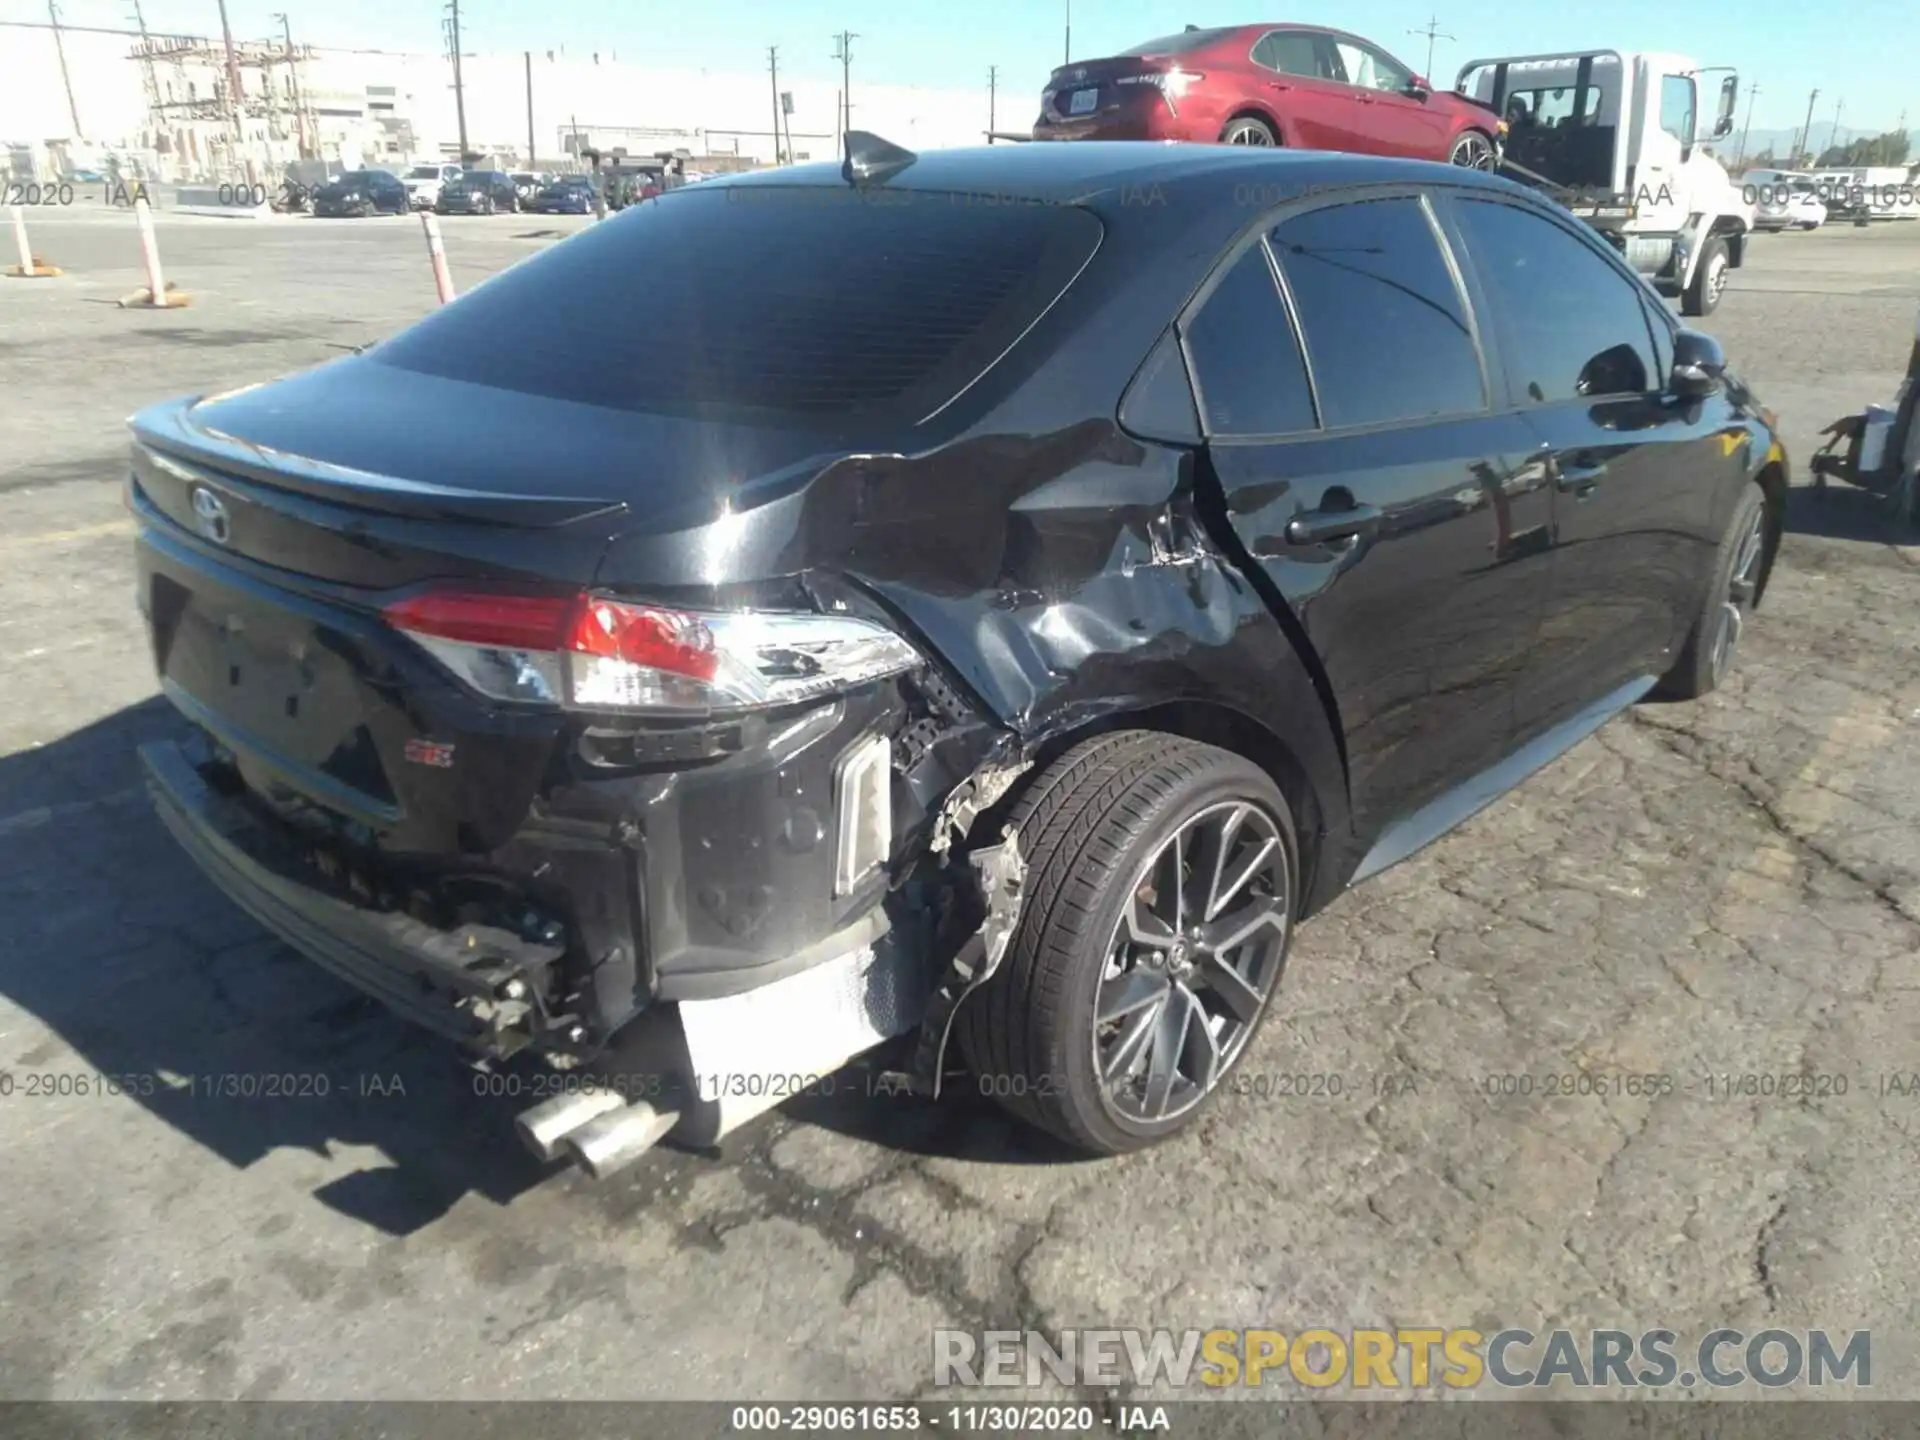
left=1286, top=504, right=1381, bottom=546
left=1266, top=81, right=1292, bottom=91
left=1355, top=94, right=1377, bottom=104
left=1555, top=463, right=1607, bottom=494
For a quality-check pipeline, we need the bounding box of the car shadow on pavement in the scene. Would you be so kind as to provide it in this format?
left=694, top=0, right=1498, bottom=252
left=0, top=697, right=577, bottom=1234
left=1783, top=480, right=1916, bottom=543
left=0, top=701, right=1078, bottom=1237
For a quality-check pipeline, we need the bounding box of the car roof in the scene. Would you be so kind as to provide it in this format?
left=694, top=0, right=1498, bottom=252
left=712, top=141, right=1516, bottom=213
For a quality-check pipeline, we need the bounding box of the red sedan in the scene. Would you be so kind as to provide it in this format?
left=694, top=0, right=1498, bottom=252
left=1033, top=22, right=1505, bottom=167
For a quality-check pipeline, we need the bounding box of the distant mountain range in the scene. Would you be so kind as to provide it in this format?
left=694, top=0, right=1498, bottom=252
left=1717, top=126, right=1919, bottom=165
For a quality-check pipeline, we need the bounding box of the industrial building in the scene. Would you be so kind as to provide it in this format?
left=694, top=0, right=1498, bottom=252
left=1, top=22, right=1001, bottom=183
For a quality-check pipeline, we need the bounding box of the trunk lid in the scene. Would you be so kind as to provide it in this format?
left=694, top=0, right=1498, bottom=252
left=129, top=361, right=857, bottom=852
left=1042, top=57, right=1173, bottom=122
left=130, top=357, right=851, bottom=592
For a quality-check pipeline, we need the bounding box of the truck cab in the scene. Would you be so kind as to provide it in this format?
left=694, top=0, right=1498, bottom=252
left=1456, top=50, right=1748, bottom=315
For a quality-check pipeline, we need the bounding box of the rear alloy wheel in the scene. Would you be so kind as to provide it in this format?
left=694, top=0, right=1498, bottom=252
left=1654, top=482, right=1768, bottom=700
left=1221, top=117, right=1278, bottom=147
left=956, top=733, right=1298, bottom=1154
left=1450, top=130, right=1497, bottom=169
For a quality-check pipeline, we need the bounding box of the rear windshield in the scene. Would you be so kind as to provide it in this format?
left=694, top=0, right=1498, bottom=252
left=407, top=167, right=441, bottom=179
left=372, top=185, right=1103, bottom=427
left=1119, top=27, right=1236, bottom=56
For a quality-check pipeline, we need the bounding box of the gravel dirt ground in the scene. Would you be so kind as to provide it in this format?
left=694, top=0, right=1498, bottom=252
left=2, top=201, right=1918, bottom=1408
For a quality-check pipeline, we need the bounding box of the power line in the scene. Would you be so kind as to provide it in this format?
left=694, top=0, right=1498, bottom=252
left=768, top=46, right=783, bottom=163
left=444, top=0, right=469, bottom=161
left=273, top=12, right=310, bottom=159
left=1794, top=87, right=1819, bottom=166
left=47, top=0, right=84, bottom=139
left=1735, top=83, right=1759, bottom=169
left=213, top=0, right=245, bottom=144
left=832, top=30, right=857, bottom=148
left=1407, top=16, right=1453, bottom=83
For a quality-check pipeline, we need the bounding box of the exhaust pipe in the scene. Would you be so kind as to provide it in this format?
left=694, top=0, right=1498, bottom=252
left=563, top=1098, right=681, bottom=1180
left=515, top=1088, right=629, bottom=1162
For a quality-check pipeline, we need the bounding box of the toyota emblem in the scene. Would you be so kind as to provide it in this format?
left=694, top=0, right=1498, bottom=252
left=190, top=486, right=231, bottom=545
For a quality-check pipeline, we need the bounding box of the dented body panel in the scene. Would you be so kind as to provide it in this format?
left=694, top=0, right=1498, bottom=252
left=128, top=144, right=1526, bottom=1077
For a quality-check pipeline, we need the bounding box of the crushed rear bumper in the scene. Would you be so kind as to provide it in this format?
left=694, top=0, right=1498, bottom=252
left=141, top=738, right=570, bottom=1059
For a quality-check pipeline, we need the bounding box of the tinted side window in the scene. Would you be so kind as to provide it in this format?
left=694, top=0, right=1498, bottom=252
left=1255, top=31, right=1330, bottom=79
left=1180, top=245, right=1316, bottom=437
left=1269, top=197, right=1484, bottom=429
left=1451, top=199, right=1658, bottom=403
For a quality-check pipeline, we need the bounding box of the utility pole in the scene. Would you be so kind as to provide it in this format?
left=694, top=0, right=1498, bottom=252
left=1827, top=96, right=1845, bottom=164
left=214, top=0, right=246, bottom=147
left=988, top=65, right=997, bottom=142
left=445, top=0, right=469, bottom=163
left=832, top=31, right=857, bottom=143
left=525, top=51, right=536, bottom=167
left=1735, top=83, right=1759, bottom=169
left=128, top=0, right=161, bottom=121
left=47, top=1, right=84, bottom=139
left=768, top=46, right=783, bottom=163
left=274, top=13, right=309, bottom=160
left=1794, top=87, right=1819, bottom=167
left=1408, top=16, right=1453, bottom=82
left=1064, top=0, right=1070, bottom=65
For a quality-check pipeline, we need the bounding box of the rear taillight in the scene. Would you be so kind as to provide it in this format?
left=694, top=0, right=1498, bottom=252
left=1116, top=68, right=1205, bottom=99
left=382, top=587, right=923, bottom=716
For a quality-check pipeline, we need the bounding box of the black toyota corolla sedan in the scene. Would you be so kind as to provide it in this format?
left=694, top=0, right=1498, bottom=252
left=126, top=136, right=1785, bottom=1176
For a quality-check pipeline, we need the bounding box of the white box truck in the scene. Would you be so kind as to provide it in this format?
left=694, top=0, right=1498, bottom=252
left=1456, top=50, right=1749, bottom=315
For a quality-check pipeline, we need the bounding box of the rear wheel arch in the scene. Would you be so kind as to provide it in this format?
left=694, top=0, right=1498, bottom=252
left=980, top=699, right=1333, bottom=917
left=1221, top=108, right=1285, bottom=145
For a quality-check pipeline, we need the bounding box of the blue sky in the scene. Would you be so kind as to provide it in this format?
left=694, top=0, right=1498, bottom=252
left=19, top=0, right=1918, bottom=136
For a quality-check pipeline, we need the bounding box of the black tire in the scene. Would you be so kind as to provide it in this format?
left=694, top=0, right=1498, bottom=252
left=1653, top=482, right=1769, bottom=700
left=955, top=732, right=1299, bottom=1154
left=1682, top=234, right=1730, bottom=317
left=1449, top=129, right=1498, bottom=170
left=1220, top=116, right=1278, bottom=147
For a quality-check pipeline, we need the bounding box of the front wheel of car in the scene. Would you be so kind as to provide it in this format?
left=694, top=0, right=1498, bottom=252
left=1220, top=117, right=1278, bottom=147
left=1449, top=130, right=1498, bottom=169
left=1653, top=481, right=1769, bottom=701
left=955, top=732, right=1298, bottom=1155
left=1683, top=235, right=1731, bottom=317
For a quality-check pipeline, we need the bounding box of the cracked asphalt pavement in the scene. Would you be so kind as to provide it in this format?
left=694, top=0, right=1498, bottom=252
left=2, top=205, right=1918, bottom=1405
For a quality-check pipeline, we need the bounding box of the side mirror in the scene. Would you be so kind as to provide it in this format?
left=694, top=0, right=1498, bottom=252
left=1405, top=75, right=1431, bottom=99
left=1713, top=76, right=1738, bottom=139
left=1670, top=328, right=1726, bottom=398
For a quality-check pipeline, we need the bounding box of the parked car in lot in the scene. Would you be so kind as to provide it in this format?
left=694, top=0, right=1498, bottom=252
left=311, top=169, right=409, bottom=217
left=437, top=171, right=521, bottom=215
left=404, top=162, right=464, bottom=210
left=126, top=139, right=1785, bottom=1174
left=528, top=174, right=597, bottom=214
left=1034, top=22, right=1505, bottom=166
left=1744, top=170, right=1827, bottom=231
left=510, top=172, right=550, bottom=207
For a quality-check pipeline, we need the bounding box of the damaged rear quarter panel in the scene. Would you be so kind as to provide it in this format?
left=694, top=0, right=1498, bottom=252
left=832, top=427, right=1352, bottom=901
